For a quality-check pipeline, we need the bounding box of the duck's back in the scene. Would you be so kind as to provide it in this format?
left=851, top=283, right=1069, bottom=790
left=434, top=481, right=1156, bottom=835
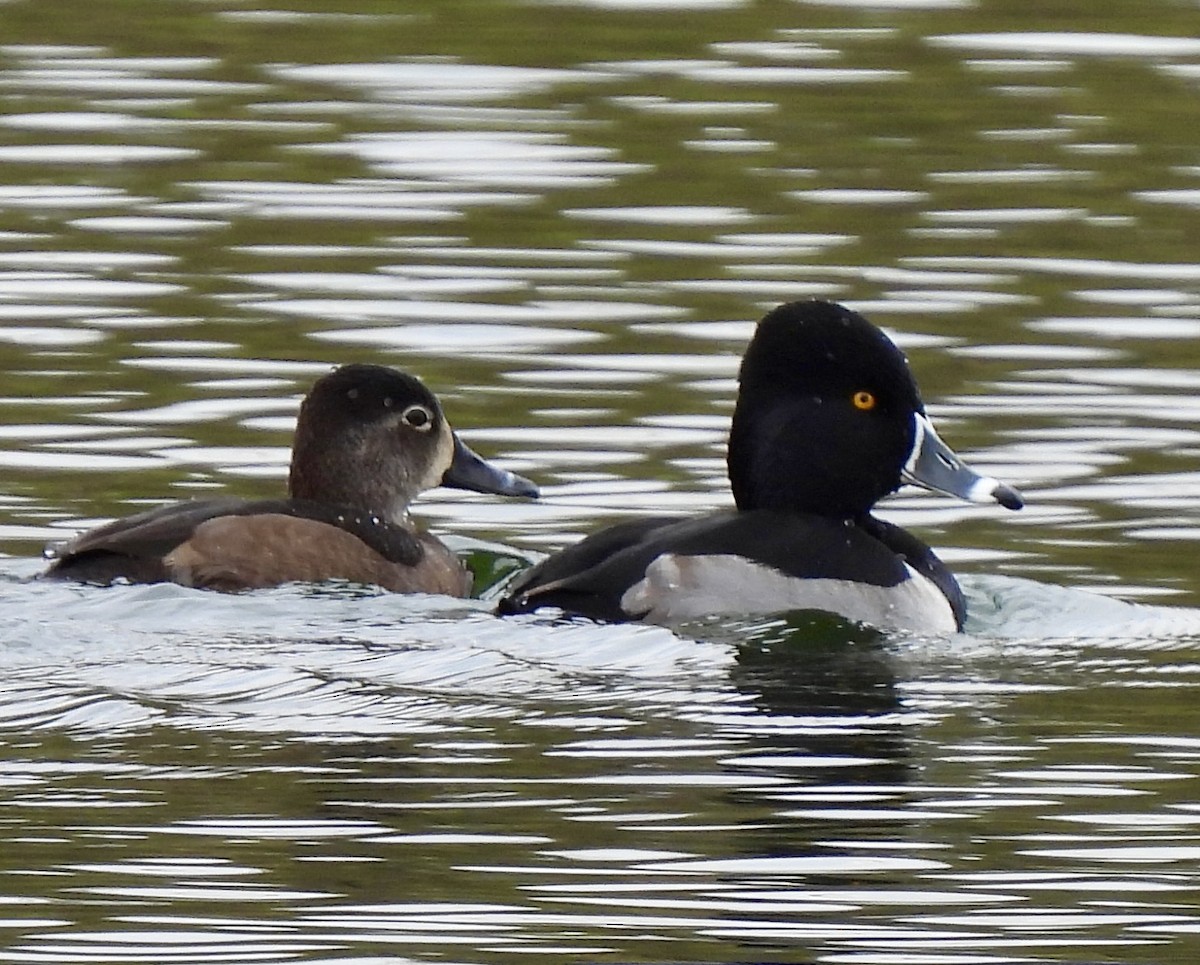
left=497, top=510, right=963, bottom=631
left=44, top=498, right=251, bottom=585
left=43, top=498, right=470, bottom=595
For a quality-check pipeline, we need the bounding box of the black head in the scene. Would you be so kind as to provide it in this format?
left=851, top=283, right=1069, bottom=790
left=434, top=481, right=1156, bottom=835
left=289, top=363, right=537, bottom=520
left=728, top=300, right=1020, bottom=518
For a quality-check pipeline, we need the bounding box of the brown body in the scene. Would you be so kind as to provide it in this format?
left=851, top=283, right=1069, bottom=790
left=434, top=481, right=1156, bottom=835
left=165, top=514, right=471, bottom=595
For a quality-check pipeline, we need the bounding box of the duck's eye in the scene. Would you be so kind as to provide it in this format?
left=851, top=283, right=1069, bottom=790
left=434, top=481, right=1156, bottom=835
left=401, top=404, right=433, bottom=431
left=852, top=390, right=876, bottom=411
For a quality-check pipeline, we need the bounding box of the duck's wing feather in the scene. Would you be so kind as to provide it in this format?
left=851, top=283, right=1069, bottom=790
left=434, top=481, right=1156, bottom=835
left=43, top=497, right=429, bottom=586
left=498, top=515, right=681, bottom=621
left=162, top=514, right=468, bottom=595
left=44, top=498, right=251, bottom=583
left=498, top=510, right=922, bottom=623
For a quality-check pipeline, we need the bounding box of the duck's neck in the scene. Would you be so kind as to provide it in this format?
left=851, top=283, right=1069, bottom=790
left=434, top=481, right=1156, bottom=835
left=727, top=398, right=896, bottom=518
left=728, top=425, right=868, bottom=519
left=288, top=449, right=413, bottom=526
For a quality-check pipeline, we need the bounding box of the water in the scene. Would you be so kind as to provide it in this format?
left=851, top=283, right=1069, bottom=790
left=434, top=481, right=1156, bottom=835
left=2, top=0, right=1200, bottom=961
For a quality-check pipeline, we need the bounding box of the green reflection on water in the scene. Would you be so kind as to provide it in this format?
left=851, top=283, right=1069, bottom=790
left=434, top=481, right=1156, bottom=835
left=0, top=2, right=1198, bottom=592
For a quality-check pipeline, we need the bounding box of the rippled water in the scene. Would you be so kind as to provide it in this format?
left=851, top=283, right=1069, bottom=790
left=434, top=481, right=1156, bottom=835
left=1, top=0, right=1200, bottom=961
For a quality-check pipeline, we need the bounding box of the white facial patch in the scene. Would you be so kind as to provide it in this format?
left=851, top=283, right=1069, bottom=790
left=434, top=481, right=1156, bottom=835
left=902, top=412, right=928, bottom=479
left=962, top=473, right=1006, bottom=503
left=419, top=422, right=455, bottom=494
left=902, top=412, right=1006, bottom=505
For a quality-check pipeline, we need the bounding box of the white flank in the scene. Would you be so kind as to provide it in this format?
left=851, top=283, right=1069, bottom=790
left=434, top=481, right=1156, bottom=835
left=620, top=553, right=957, bottom=633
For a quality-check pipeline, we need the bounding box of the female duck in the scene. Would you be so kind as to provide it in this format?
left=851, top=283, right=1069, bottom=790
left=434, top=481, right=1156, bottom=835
left=498, top=300, right=1021, bottom=632
left=44, top=363, right=538, bottom=595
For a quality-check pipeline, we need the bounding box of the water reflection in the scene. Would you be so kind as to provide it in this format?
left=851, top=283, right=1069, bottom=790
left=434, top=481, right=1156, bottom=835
left=2, top=0, right=1200, bottom=962
left=2, top=564, right=1200, bottom=960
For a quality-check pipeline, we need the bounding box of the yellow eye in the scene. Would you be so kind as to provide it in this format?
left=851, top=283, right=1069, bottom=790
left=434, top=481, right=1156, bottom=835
left=852, top=391, right=876, bottom=411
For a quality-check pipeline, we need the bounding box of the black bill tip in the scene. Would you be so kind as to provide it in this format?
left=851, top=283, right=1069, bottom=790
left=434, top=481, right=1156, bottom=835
left=993, top=481, right=1024, bottom=511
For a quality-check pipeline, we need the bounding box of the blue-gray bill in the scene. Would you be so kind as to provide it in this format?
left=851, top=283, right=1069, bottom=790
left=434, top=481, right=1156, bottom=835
left=902, top=413, right=1023, bottom=510
left=443, top=434, right=539, bottom=499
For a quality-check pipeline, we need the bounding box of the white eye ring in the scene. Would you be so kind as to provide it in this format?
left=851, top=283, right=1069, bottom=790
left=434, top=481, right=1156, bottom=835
left=401, top=404, right=433, bottom=431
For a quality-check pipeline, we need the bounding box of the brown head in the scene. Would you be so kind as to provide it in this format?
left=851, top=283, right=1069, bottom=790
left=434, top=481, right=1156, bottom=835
left=288, top=363, right=537, bottom=522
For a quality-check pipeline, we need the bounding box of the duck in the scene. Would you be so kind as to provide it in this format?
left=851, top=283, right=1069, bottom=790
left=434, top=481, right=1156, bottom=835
left=43, top=363, right=539, bottom=595
left=497, top=300, right=1022, bottom=632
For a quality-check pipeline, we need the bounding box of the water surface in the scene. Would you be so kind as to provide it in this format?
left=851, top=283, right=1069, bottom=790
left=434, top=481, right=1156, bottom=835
left=1, top=0, right=1200, bottom=961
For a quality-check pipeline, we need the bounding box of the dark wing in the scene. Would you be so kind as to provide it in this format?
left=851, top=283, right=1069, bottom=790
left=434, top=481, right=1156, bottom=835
left=497, top=515, right=682, bottom=621
left=43, top=497, right=429, bottom=586
left=44, top=498, right=251, bottom=584
left=497, top=510, right=919, bottom=623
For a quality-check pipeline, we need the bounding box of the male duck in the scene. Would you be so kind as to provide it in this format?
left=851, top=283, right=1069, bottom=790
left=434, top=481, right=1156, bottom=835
left=44, top=363, right=538, bottom=595
left=498, top=300, right=1021, bottom=632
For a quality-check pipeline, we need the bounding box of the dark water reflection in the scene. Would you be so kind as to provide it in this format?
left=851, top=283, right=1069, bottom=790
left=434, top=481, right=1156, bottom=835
left=2, top=0, right=1200, bottom=961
